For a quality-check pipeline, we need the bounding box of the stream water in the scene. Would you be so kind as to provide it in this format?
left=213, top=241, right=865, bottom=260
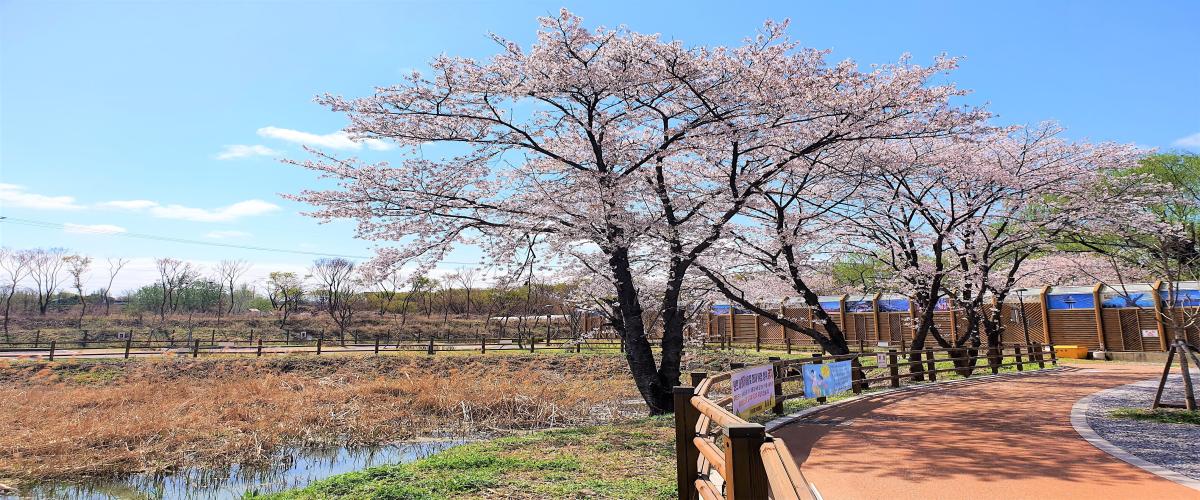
left=6, top=440, right=463, bottom=499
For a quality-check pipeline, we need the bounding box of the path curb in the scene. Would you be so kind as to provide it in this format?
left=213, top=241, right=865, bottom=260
left=1070, top=381, right=1200, bottom=492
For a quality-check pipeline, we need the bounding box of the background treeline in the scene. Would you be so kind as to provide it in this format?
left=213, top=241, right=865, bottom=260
left=0, top=251, right=576, bottom=344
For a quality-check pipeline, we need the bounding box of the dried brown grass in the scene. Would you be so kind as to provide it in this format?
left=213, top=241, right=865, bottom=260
left=0, top=354, right=639, bottom=483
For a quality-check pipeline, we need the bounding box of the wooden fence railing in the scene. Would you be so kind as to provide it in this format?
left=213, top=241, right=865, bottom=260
left=0, top=336, right=627, bottom=360
left=674, top=343, right=1058, bottom=500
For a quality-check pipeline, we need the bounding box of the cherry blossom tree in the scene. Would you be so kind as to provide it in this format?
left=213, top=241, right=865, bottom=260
left=1065, top=157, right=1200, bottom=341
left=287, top=10, right=985, bottom=412
left=844, top=126, right=1140, bottom=376
left=938, top=126, right=1141, bottom=371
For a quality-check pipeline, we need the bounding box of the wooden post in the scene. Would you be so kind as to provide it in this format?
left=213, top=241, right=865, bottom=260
left=948, top=309, right=958, bottom=345
left=851, top=356, right=863, bottom=395
left=428, top=337, right=435, bottom=355
left=124, top=336, right=132, bottom=359
left=316, top=338, right=323, bottom=355
left=769, top=356, right=784, bottom=415
left=754, top=315, right=761, bottom=352
left=988, top=345, right=1000, bottom=375
left=780, top=301, right=789, bottom=348
left=810, top=353, right=826, bottom=404
left=690, top=371, right=707, bottom=386
left=925, top=349, right=936, bottom=382
left=1014, top=345, right=1024, bottom=371
left=673, top=386, right=700, bottom=500
left=724, top=423, right=768, bottom=500
left=529, top=337, right=535, bottom=353
left=872, top=292, right=883, bottom=344
left=1092, top=283, right=1106, bottom=350
left=1049, top=343, right=1058, bottom=366
left=706, top=309, right=714, bottom=343
left=727, top=303, right=737, bottom=347
left=374, top=337, right=381, bottom=355
left=48, top=340, right=55, bottom=361
left=838, top=294, right=848, bottom=343
left=192, top=339, right=200, bottom=358
left=1035, top=342, right=1045, bottom=369
left=480, top=334, right=486, bottom=354
left=1152, top=280, right=1170, bottom=351
left=888, top=349, right=900, bottom=388
left=546, top=313, right=552, bottom=345
left=1040, top=286, right=1052, bottom=345
left=1152, top=343, right=1177, bottom=409
left=256, top=338, right=263, bottom=357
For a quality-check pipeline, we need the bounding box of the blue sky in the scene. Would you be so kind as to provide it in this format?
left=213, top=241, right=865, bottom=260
left=1, top=0, right=1198, bottom=290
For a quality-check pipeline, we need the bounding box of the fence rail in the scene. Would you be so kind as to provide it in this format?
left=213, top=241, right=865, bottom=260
left=674, top=342, right=1058, bottom=500
left=0, top=335, right=629, bottom=360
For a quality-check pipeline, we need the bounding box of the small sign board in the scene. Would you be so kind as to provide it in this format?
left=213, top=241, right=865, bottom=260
left=1142, top=329, right=1160, bottom=338
left=803, top=360, right=853, bottom=399
left=731, top=364, right=776, bottom=418
left=876, top=352, right=889, bottom=368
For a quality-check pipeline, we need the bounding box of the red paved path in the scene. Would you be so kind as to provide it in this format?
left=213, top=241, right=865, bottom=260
left=773, top=363, right=1200, bottom=499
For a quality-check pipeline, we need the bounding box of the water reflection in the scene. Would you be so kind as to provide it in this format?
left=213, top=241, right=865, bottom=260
left=10, top=440, right=462, bottom=499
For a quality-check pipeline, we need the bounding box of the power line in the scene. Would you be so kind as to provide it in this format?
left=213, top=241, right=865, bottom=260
left=0, top=216, right=414, bottom=262
left=1, top=215, right=377, bottom=259
left=0, top=216, right=568, bottom=269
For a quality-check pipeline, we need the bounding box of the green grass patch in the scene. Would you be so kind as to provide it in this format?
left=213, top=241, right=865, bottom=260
left=249, top=418, right=676, bottom=500
left=1110, top=407, right=1200, bottom=425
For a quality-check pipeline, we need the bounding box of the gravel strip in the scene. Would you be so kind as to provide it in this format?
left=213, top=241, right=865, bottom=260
left=1085, top=374, right=1200, bottom=480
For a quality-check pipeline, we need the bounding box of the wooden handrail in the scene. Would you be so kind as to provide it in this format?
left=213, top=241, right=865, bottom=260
left=760, top=440, right=807, bottom=500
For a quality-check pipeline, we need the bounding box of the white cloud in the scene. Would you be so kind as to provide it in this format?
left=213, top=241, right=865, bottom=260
left=257, top=126, right=393, bottom=151
left=216, top=144, right=281, bottom=160
left=0, top=183, right=84, bottom=210
left=205, top=230, right=252, bottom=239
left=1173, top=132, right=1200, bottom=150
left=150, top=200, right=280, bottom=222
left=100, top=198, right=281, bottom=222
left=97, top=199, right=158, bottom=210
left=63, top=223, right=127, bottom=234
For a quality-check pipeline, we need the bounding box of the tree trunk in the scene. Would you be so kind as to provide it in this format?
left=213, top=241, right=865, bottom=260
left=608, top=247, right=675, bottom=414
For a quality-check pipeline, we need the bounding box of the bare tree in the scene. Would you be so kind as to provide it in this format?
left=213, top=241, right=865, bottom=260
left=452, top=267, right=479, bottom=318
left=217, top=259, right=250, bottom=315
left=102, top=257, right=128, bottom=315
left=64, top=254, right=92, bottom=328
left=311, top=258, right=358, bottom=345
left=29, top=248, right=68, bottom=316
left=1, top=249, right=34, bottom=339
left=364, top=267, right=402, bottom=316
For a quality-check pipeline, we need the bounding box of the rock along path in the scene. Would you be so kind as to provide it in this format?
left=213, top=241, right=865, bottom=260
left=772, top=362, right=1200, bottom=499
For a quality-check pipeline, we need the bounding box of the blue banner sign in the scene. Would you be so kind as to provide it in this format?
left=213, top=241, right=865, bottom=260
left=803, top=360, right=852, bottom=399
